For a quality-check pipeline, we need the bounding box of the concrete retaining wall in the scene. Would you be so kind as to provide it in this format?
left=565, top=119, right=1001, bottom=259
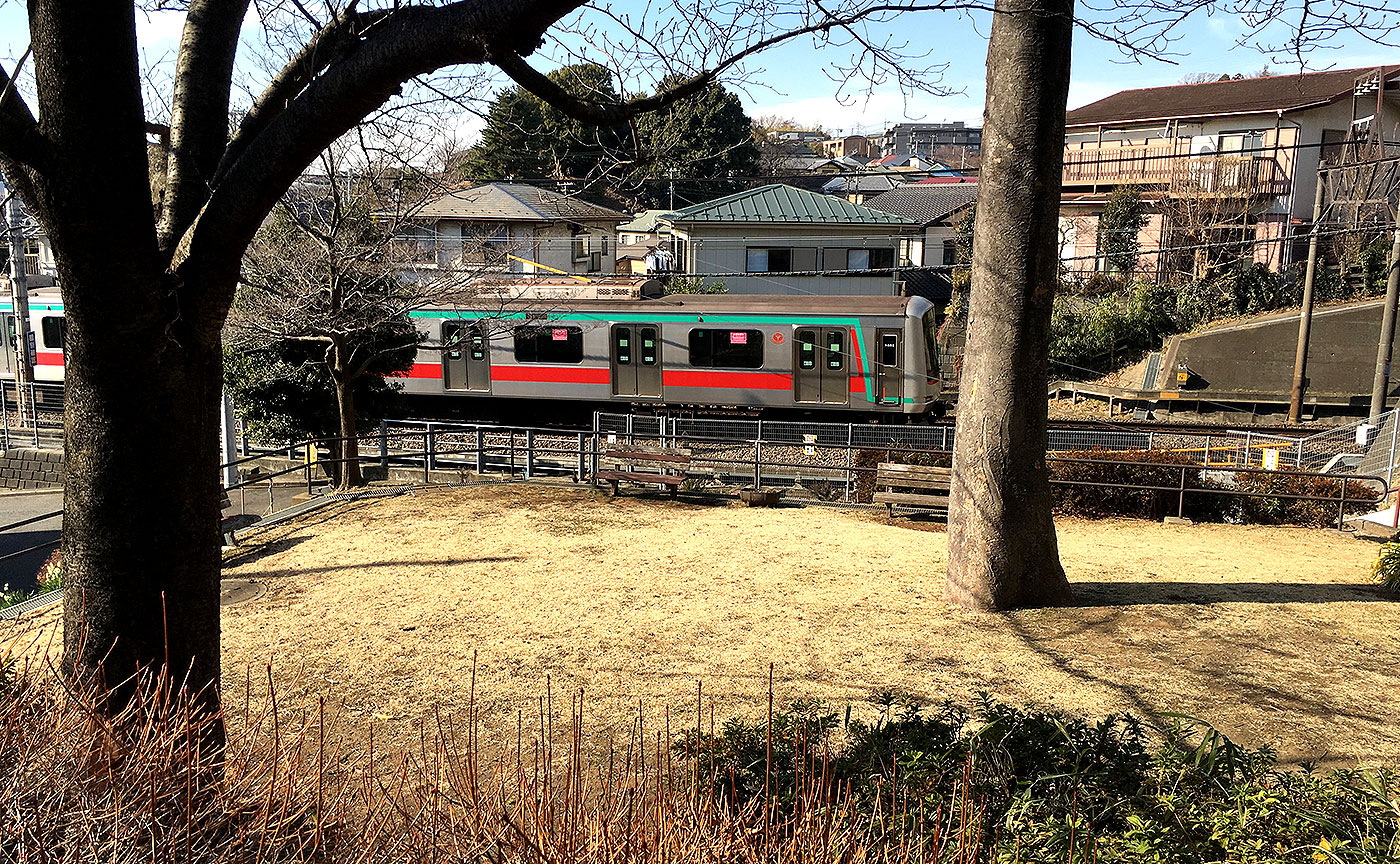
left=0, top=448, right=64, bottom=489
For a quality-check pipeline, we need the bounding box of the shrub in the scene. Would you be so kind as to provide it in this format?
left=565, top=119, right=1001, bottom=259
left=1234, top=472, right=1381, bottom=528
left=1373, top=542, right=1400, bottom=593
left=1050, top=448, right=1233, bottom=521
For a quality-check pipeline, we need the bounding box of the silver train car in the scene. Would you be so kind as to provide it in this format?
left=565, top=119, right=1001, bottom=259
left=399, top=295, right=944, bottom=416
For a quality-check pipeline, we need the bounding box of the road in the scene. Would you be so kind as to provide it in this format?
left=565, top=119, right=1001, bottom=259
left=0, top=490, right=62, bottom=594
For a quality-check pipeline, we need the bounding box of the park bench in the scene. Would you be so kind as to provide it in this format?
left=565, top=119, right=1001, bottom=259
left=594, top=446, right=693, bottom=496
left=873, top=462, right=951, bottom=516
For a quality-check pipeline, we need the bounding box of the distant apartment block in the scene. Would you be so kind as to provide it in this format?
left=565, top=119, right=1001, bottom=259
left=876, top=123, right=982, bottom=158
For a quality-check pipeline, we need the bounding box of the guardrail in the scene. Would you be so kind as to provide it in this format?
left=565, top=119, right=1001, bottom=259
left=232, top=421, right=1386, bottom=531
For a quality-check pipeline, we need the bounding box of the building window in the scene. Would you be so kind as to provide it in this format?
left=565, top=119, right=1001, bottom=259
left=825, top=247, right=896, bottom=271
left=746, top=247, right=791, bottom=273
left=462, top=223, right=509, bottom=267
left=513, top=325, right=584, bottom=363
left=688, top=328, right=764, bottom=368
left=942, top=240, right=957, bottom=266
left=41, top=316, right=65, bottom=350
left=399, top=226, right=438, bottom=264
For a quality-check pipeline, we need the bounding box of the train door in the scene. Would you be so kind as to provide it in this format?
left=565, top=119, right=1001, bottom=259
left=793, top=327, right=848, bottom=404
left=611, top=323, right=661, bottom=399
left=876, top=328, right=903, bottom=405
left=0, top=315, right=13, bottom=377
left=442, top=322, right=490, bottom=392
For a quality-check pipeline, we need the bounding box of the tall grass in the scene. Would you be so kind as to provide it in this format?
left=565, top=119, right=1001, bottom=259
left=1, top=657, right=1396, bottom=862
left=0, top=659, right=992, bottom=863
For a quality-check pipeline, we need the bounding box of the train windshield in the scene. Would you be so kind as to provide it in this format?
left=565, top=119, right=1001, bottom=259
left=922, top=309, right=941, bottom=379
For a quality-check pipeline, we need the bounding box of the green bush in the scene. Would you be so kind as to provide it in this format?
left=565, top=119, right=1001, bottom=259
left=1373, top=542, right=1400, bottom=594
left=681, top=696, right=1400, bottom=862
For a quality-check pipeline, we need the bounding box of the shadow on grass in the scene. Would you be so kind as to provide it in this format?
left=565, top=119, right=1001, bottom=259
left=1067, top=580, right=1392, bottom=606
left=232, top=556, right=525, bottom=580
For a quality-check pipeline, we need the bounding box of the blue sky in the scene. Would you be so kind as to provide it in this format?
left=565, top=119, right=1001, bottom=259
left=0, top=3, right=1394, bottom=140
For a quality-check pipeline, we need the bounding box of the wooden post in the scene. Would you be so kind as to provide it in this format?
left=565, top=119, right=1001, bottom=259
left=1371, top=223, right=1400, bottom=421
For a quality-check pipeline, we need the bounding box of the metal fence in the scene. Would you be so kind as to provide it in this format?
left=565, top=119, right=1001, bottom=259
left=228, top=418, right=1377, bottom=526
left=592, top=412, right=1315, bottom=468
left=0, top=381, right=64, bottom=450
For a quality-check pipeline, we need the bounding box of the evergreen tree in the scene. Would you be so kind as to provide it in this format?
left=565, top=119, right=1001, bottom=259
left=630, top=78, right=759, bottom=208
left=1098, top=185, right=1149, bottom=275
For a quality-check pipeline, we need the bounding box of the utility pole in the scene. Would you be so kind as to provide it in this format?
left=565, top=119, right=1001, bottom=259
left=1369, top=220, right=1400, bottom=421
left=1288, top=173, right=1327, bottom=423
left=5, top=195, right=34, bottom=421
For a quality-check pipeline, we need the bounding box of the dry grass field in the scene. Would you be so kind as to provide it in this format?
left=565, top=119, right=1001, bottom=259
left=7, top=484, right=1397, bottom=766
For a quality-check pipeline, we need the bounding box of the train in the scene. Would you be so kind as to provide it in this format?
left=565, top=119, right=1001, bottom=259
left=0, top=290, right=946, bottom=418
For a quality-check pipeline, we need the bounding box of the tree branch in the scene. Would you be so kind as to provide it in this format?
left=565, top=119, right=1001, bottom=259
left=0, top=48, right=48, bottom=175
left=159, top=0, right=255, bottom=254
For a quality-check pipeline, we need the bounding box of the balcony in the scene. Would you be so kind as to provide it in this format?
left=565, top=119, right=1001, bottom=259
left=1062, top=142, right=1290, bottom=198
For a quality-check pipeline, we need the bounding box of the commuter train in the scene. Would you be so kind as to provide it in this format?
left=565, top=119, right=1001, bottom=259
left=399, top=295, right=944, bottom=416
left=0, top=291, right=945, bottom=417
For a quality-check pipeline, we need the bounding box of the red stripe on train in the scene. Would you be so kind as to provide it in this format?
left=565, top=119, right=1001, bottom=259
left=35, top=352, right=63, bottom=367
left=663, top=370, right=791, bottom=390
left=490, top=365, right=611, bottom=385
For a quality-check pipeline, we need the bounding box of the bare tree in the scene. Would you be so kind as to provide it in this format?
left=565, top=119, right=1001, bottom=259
left=229, top=137, right=462, bottom=488
left=945, top=0, right=1074, bottom=610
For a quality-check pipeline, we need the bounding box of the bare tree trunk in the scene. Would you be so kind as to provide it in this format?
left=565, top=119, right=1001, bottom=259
left=334, top=373, right=365, bottom=488
left=945, top=0, right=1074, bottom=610
left=61, top=268, right=225, bottom=711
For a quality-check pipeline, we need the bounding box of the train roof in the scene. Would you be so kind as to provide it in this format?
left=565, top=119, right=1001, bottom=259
left=424, top=294, right=933, bottom=316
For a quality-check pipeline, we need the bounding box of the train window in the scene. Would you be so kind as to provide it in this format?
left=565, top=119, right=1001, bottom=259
left=826, top=331, right=845, bottom=370
left=41, top=316, right=65, bottom=350
left=880, top=333, right=899, bottom=367
left=469, top=331, right=487, bottom=361
left=797, top=329, right=816, bottom=369
left=614, top=326, right=632, bottom=365
left=688, top=328, right=763, bottom=369
left=513, top=325, right=584, bottom=364
left=639, top=327, right=658, bottom=365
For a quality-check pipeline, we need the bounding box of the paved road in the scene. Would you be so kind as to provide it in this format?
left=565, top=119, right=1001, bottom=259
left=0, top=490, right=62, bottom=594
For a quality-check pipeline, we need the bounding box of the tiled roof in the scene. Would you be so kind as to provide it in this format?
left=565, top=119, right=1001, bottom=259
left=414, top=182, right=629, bottom=222
left=664, top=184, right=917, bottom=225
left=1066, top=67, right=1399, bottom=128
left=863, top=184, right=979, bottom=226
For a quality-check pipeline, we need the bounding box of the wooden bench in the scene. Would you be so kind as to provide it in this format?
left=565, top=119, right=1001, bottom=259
left=594, top=446, right=693, bottom=496
left=873, top=462, right=951, bottom=516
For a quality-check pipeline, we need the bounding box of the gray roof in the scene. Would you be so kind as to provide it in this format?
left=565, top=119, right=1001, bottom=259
left=414, top=182, right=629, bottom=222
left=616, top=209, right=675, bottom=233
left=863, top=184, right=979, bottom=226
left=820, top=174, right=908, bottom=195
left=664, top=184, right=917, bottom=225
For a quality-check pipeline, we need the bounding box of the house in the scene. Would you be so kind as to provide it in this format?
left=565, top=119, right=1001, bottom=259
left=1059, top=66, right=1400, bottom=277
left=658, top=184, right=920, bottom=295
left=863, top=183, right=979, bottom=302
left=816, top=135, right=875, bottom=159
left=397, top=182, right=628, bottom=278
left=614, top=209, right=676, bottom=275
left=820, top=173, right=908, bottom=204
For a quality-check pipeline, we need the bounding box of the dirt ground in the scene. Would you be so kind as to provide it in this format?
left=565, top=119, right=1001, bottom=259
left=7, top=484, right=1396, bottom=765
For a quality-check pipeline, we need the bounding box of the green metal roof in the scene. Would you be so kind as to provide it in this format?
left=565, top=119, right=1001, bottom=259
left=664, top=184, right=917, bottom=225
